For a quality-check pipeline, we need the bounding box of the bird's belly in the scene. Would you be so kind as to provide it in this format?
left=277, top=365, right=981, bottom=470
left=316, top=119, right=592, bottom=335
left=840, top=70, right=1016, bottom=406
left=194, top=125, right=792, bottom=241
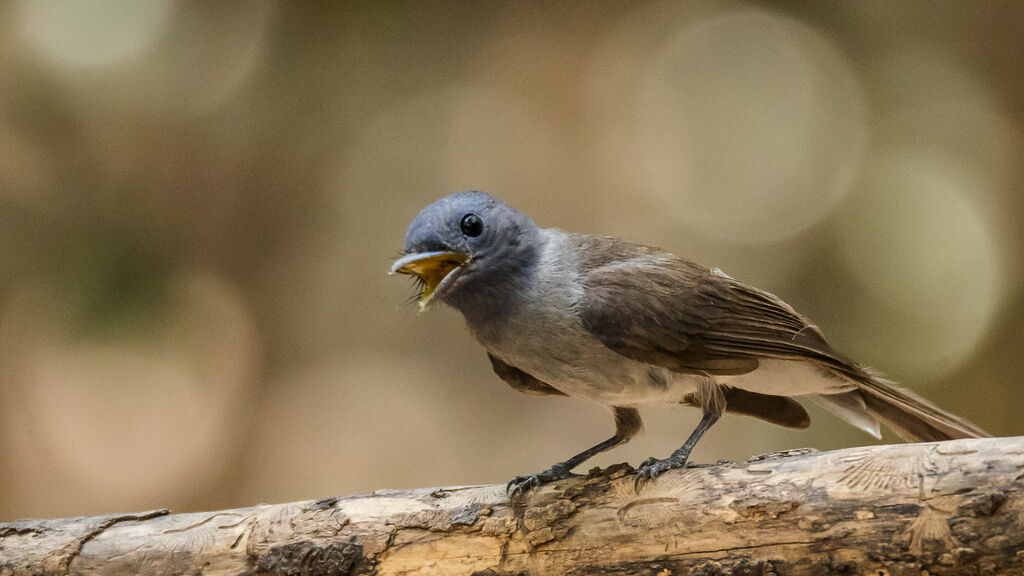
left=480, top=323, right=694, bottom=406
left=528, top=358, right=694, bottom=406
left=716, top=359, right=855, bottom=396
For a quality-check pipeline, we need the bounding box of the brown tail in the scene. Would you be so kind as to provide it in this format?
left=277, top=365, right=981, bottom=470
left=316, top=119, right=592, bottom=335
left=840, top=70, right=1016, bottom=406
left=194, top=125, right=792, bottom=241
left=851, top=367, right=989, bottom=441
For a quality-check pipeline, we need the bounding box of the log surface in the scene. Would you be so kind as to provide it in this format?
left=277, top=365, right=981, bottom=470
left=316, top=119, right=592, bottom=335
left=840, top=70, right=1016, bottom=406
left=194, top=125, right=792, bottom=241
left=2, top=437, right=1023, bottom=575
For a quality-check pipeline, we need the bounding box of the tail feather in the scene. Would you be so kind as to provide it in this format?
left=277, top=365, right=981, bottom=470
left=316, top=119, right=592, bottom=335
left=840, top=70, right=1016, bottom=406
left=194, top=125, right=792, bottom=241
left=831, top=366, right=989, bottom=442
left=809, top=391, right=881, bottom=439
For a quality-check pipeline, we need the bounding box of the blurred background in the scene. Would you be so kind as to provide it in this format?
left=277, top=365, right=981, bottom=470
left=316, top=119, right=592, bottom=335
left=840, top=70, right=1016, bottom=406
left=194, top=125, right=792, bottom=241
left=1, top=1, right=1022, bottom=521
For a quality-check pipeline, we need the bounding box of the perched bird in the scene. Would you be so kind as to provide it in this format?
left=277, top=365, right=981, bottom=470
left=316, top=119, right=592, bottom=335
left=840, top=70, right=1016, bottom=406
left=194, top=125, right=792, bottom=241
left=391, top=191, right=988, bottom=496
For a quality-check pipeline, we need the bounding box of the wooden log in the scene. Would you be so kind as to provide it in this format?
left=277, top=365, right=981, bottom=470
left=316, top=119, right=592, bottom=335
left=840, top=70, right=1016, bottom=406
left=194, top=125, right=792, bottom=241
left=2, top=436, right=1022, bottom=575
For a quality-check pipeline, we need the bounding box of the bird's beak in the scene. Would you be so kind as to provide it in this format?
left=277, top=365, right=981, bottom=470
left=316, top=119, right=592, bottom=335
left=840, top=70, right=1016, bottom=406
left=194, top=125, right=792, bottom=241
left=390, top=251, right=471, bottom=310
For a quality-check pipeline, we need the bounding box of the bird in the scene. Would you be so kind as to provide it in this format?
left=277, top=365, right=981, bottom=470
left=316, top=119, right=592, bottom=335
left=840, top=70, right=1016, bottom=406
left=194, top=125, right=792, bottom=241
left=390, top=191, right=988, bottom=496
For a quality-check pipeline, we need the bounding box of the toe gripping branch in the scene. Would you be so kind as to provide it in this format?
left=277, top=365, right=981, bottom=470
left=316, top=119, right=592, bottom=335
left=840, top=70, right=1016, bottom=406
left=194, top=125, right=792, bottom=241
left=635, top=410, right=720, bottom=491
left=507, top=407, right=643, bottom=497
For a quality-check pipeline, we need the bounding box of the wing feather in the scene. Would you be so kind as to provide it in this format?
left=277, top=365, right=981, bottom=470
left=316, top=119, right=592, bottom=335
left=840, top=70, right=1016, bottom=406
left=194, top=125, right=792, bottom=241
left=488, top=353, right=567, bottom=397
left=573, top=234, right=847, bottom=373
left=572, top=234, right=987, bottom=440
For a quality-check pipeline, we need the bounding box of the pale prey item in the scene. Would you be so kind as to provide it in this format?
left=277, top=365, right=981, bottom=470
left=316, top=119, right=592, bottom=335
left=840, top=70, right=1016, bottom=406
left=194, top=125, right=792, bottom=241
left=391, top=191, right=988, bottom=495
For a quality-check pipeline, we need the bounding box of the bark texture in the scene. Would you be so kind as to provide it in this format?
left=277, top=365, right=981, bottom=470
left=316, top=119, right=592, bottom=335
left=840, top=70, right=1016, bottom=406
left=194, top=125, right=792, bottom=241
left=2, top=436, right=1023, bottom=576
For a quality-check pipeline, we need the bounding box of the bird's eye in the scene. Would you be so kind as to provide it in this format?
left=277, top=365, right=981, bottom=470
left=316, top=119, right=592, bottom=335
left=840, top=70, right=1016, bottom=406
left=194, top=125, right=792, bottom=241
left=460, top=213, right=483, bottom=237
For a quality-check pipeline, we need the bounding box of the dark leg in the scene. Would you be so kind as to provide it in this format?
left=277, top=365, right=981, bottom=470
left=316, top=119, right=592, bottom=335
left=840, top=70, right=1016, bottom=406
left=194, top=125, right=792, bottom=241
left=507, top=407, right=642, bottom=497
left=635, top=410, right=720, bottom=490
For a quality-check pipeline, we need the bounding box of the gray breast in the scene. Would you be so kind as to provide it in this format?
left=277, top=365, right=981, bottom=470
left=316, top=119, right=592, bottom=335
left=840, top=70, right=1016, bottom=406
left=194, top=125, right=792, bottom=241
left=467, top=229, right=694, bottom=405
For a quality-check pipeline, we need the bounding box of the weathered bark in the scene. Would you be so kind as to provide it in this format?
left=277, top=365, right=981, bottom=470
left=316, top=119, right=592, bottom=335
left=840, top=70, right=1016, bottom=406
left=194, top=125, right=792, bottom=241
left=2, top=436, right=1022, bottom=575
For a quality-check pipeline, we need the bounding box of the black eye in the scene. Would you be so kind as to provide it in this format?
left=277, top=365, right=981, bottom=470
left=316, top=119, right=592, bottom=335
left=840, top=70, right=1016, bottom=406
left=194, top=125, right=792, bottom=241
left=460, top=213, right=483, bottom=237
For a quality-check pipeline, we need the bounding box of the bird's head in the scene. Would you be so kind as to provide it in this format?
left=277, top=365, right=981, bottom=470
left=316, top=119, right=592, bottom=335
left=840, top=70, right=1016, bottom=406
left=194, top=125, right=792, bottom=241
left=391, top=191, right=539, bottom=311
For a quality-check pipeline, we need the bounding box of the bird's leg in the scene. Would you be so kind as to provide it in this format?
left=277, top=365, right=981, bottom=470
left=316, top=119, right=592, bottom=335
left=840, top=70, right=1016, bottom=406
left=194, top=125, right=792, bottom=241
left=506, top=437, right=617, bottom=497
left=635, top=410, right=720, bottom=489
left=507, top=407, right=641, bottom=497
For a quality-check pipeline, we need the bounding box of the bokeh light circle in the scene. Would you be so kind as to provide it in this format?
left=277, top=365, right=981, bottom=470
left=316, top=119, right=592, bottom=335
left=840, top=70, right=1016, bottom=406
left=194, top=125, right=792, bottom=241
left=0, top=271, right=259, bottom=510
left=835, top=151, right=1004, bottom=378
left=18, top=0, right=174, bottom=69
left=635, top=10, right=867, bottom=243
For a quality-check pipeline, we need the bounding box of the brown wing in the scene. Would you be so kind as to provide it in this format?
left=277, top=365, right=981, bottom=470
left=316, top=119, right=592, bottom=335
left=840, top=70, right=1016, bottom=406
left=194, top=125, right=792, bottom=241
left=573, top=234, right=988, bottom=440
left=574, top=234, right=853, bottom=375
left=488, top=353, right=567, bottom=397
left=573, top=233, right=987, bottom=438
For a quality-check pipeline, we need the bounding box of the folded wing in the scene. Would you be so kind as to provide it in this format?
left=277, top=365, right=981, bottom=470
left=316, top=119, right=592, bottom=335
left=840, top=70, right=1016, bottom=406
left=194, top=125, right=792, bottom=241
left=572, top=234, right=987, bottom=441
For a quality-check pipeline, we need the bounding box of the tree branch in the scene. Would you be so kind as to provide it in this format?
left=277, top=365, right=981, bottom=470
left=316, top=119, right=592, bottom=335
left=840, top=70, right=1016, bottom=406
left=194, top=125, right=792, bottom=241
left=2, top=437, right=1022, bottom=575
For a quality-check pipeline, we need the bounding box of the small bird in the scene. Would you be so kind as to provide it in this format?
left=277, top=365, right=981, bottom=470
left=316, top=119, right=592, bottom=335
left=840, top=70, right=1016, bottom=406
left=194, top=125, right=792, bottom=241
left=391, top=191, right=988, bottom=496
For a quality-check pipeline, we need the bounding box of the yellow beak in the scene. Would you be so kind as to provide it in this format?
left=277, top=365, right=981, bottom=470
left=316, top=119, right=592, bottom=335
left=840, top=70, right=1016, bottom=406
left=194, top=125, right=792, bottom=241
left=390, top=251, right=470, bottom=310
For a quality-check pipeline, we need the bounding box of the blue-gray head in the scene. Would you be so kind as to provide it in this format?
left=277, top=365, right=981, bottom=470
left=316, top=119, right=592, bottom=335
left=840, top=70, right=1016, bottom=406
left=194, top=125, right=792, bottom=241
left=391, top=191, right=540, bottom=311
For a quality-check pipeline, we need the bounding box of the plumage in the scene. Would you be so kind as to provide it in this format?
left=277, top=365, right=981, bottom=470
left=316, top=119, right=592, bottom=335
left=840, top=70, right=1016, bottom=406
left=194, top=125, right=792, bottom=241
left=808, top=391, right=881, bottom=438
left=575, top=233, right=840, bottom=374
left=708, top=388, right=811, bottom=430
left=392, top=191, right=988, bottom=494
left=488, top=353, right=567, bottom=397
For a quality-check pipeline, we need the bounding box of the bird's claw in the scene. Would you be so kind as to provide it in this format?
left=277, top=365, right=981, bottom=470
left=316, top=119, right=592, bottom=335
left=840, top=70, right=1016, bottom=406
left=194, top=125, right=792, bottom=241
left=506, top=474, right=541, bottom=498
left=634, top=455, right=688, bottom=492
left=506, top=462, right=577, bottom=498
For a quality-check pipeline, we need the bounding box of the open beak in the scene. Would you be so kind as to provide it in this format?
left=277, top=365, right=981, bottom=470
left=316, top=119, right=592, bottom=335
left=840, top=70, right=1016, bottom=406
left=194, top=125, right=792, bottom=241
left=390, top=251, right=470, bottom=310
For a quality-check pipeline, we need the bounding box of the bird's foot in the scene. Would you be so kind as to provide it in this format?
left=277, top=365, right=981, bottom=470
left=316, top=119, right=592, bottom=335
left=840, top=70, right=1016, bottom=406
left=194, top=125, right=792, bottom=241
left=506, top=462, right=578, bottom=498
left=634, top=454, right=690, bottom=491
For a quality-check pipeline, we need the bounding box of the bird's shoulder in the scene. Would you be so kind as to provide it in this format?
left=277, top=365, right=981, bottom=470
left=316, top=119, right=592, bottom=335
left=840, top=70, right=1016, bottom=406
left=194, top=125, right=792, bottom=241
left=564, top=232, right=724, bottom=313
left=563, top=232, right=700, bottom=274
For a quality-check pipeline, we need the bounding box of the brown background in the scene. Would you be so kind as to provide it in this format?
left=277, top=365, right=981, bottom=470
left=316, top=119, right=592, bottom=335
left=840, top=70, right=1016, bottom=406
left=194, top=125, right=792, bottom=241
left=1, top=1, right=1022, bottom=521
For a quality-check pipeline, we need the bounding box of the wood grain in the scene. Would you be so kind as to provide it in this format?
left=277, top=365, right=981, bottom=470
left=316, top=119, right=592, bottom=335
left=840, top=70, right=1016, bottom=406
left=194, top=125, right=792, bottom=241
left=2, top=437, right=1022, bottom=575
